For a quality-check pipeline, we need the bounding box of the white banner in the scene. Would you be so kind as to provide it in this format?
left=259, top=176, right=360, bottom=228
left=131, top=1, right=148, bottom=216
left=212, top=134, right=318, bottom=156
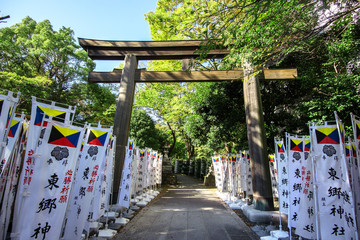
left=246, top=152, right=253, bottom=195
left=118, top=139, right=134, bottom=208
left=0, top=115, right=25, bottom=191
left=240, top=151, right=248, bottom=193
left=150, top=151, right=157, bottom=186
left=136, top=149, right=146, bottom=193
left=287, top=134, right=305, bottom=229
left=0, top=117, right=27, bottom=239
left=0, top=91, right=20, bottom=156
left=145, top=149, right=151, bottom=188
left=230, top=155, right=238, bottom=196
left=212, top=156, right=222, bottom=191
left=236, top=154, right=241, bottom=196
left=129, top=146, right=138, bottom=201
left=14, top=121, right=84, bottom=240
left=220, top=155, right=229, bottom=192
left=63, top=126, right=111, bottom=239
left=268, top=154, right=278, bottom=199
left=275, top=139, right=289, bottom=215
left=105, top=137, right=116, bottom=211
left=295, top=138, right=316, bottom=239
left=13, top=98, right=75, bottom=230
left=311, top=121, right=356, bottom=239
left=335, top=114, right=358, bottom=239
left=351, top=114, right=360, bottom=233
left=90, top=132, right=113, bottom=221
left=155, top=154, right=163, bottom=185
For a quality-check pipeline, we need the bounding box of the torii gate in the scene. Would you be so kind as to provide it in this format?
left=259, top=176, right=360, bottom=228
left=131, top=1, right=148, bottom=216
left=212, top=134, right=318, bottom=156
left=79, top=38, right=297, bottom=211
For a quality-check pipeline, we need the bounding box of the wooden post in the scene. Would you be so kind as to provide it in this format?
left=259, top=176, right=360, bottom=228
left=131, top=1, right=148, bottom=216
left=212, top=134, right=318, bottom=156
left=112, top=54, right=137, bottom=203
left=243, top=62, right=274, bottom=211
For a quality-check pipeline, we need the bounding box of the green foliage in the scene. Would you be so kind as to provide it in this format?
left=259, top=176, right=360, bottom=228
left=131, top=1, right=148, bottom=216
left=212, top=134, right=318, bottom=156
left=0, top=17, right=95, bottom=87
left=134, top=81, right=196, bottom=158
left=69, top=82, right=116, bottom=124
left=185, top=81, right=247, bottom=153
left=144, top=0, right=360, bottom=157
left=0, top=71, right=52, bottom=113
left=0, top=17, right=116, bottom=125
left=129, top=108, right=166, bottom=151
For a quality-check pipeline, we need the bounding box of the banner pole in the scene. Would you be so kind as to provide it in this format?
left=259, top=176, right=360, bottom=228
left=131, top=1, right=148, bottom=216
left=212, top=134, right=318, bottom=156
left=1, top=116, right=23, bottom=240
left=0, top=91, right=19, bottom=163
left=285, top=133, right=292, bottom=239
left=351, top=113, right=360, bottom=240
left=309, top=123, right=320, bottom=240
left=274, top=138, right=283, bottom=231
left=335, top=112, right=359, bottom=240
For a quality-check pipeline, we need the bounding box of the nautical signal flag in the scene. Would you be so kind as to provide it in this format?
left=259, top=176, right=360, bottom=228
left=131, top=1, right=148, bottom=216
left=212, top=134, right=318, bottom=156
left=304, top=140, right=311, bottom=152
left=147, top=149, right=151, bottom=156
left=232, top=156, right=236, bottom=162
left=214, top=157, right=219, bottom=162
left=269, top=155, right=275, bottom=162
left=315, top=127, right=340, bottom=144
left=6, top=106, right=13, bottom=128
left=8, top=120, right=20, bottom=137
left=338, top=122, right=345, bottom=143
left=356, top=123, right=360, bottom=140
left=242, top=152, right=245, bottom=158
left=290, top=139, right=303, bottom=152
left=129, top=140, right=134, bottom=150
left=352, top=144, right=357, bottom=157
left=140, top=151, right=145, bottom=157
left=346, top=145, right=350, bottom=157
left=88, top=130, right=108, bottom=146
left=48, top=125, right=80, bottom=148
left=0, top=99, right=3, bottom=115
left=220, top=155, right=224, bottom=161
left=34, top=106, right=66, bottom=126
left=277, top=143, right=285, bottom=153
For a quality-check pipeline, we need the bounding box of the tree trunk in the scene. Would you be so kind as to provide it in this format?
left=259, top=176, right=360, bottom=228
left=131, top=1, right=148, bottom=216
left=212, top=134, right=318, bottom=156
left=166, top=121, right=176, bottom=156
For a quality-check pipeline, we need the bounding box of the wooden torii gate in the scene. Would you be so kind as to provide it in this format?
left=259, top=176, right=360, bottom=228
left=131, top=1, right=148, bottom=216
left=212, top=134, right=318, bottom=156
left=79, top=38, right=297, bottom=211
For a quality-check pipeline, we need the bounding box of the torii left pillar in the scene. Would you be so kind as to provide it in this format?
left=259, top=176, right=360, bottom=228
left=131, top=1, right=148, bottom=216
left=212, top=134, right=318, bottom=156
left=112, top=54, right=137, bottom=203
left=243, top=63, right=274, bottom=211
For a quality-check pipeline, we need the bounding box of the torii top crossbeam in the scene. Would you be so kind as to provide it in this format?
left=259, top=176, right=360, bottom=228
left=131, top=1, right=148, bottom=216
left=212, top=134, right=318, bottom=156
left=79, top=38, right=229, bottom=60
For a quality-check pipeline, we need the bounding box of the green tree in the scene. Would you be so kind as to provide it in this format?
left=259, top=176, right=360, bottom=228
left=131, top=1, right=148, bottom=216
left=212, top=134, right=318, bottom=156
left=134, top=80, right=196, bottom=159
left=145, top=0, right=360, bottom=156
left=185, top=81, right=247, bottom=154
left=0, top=17, right=116, bottom=124
left=129, top=108, right=166, bottom=151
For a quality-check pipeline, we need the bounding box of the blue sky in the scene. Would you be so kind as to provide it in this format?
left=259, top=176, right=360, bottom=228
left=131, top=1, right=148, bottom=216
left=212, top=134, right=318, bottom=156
left=1, top=0, right=159, bottom=71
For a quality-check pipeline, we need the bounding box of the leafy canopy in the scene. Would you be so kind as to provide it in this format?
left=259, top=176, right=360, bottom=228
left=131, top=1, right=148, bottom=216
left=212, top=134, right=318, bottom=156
left=0, top=17, right=116, bottom=124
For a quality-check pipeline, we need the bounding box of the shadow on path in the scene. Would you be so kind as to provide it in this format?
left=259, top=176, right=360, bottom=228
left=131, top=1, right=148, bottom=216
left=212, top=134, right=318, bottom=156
left=115, top=174, right=259, bottom=240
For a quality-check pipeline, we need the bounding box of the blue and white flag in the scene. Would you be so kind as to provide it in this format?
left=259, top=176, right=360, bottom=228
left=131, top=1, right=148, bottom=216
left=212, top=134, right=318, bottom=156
left=287, top=134, right=305, bottom=229
left=0, top=116, right=27, bottom=239
left=310, top=116, right=357, bottom=240
left=274, top=138, right=289, bottom=215
left=63, top=125, right=111, bottom=240
left=118, top=139, right=134, bottom=208
left=13, top=98, right=75, bottom=230
left=0, top=91, right=20, bottom=155
left=14, top=121, right=85, bottom=240
left=295, top=138, right=316, bottom=239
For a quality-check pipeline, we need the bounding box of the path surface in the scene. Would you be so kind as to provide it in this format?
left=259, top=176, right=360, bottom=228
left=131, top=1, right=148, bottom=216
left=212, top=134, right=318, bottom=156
left=115, top=174, right=259, bottom=240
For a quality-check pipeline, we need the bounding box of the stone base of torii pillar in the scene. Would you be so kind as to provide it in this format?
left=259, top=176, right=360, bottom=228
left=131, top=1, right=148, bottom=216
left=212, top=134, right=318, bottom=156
left=161, top=146, right=177, bottom=185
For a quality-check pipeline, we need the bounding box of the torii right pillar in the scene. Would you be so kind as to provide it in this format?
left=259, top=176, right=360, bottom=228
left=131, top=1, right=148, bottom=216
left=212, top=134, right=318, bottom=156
left=243, top=64, right=274, bottom=211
